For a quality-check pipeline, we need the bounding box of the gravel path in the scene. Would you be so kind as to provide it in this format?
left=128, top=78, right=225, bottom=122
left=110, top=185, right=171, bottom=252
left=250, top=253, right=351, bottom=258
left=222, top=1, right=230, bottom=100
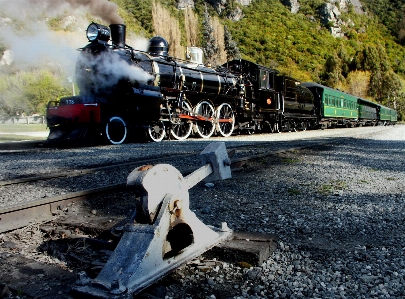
left=1, top=125, right=404, bottom=299
left=174, top=125, right=405, bottom=299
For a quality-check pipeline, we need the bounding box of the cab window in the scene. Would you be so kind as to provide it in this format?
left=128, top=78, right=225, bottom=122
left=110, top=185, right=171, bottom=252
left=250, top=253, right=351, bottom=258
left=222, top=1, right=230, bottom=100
left=259, top=70, right=269, bottom=89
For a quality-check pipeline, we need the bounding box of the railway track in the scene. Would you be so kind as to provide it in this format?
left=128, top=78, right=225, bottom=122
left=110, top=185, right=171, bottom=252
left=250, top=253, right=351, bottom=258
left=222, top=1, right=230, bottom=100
left=0, top=140, right=43, bottom=151
left=0, top=137, right=344, bottom=234
left=0, top=127, right=393, bottom=231
left=1, top=126, right=394, bottom=232
left=0, top=125, right=402, bottom=299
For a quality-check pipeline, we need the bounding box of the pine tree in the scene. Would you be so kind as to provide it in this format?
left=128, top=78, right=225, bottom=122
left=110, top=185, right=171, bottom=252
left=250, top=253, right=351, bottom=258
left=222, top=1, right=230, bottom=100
left=321, top=54, right=344, bottom=87
left=224, top=25, right=241, bottom=61
left=201, top=4, right=218, bottom=66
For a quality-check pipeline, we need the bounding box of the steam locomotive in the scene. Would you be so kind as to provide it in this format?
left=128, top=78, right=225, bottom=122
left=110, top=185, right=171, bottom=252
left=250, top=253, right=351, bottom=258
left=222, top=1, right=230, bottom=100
left=45, top=23, right=397, bottom=146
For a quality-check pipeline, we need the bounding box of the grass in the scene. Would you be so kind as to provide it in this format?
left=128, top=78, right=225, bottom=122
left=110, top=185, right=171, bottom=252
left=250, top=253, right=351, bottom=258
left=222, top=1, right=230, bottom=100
left=318, top=180, right=348, bottom=195
left=288, top=188, right=301, bottom=196
left=0, top=124, right=48, bottom=133
left=318, top=184, right=334, bottom=195
left=0, top=124, right=49, bottom=142
left=282, top=158, right=300, bottom=164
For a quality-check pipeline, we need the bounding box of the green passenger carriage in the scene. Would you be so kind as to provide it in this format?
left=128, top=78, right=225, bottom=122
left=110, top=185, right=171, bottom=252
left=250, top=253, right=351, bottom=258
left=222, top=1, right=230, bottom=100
left=301, top=83, right=358, bottom=128
left=379, top=106, right=397, bottom=125
left=390, top=109, right=398, bottom=123
left=358, top=98, right=378, bottom=126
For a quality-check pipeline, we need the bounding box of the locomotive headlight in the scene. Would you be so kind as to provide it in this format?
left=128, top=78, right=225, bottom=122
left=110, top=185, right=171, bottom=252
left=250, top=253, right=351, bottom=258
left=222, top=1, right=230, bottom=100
left=86, top=23, right=110, bottom=42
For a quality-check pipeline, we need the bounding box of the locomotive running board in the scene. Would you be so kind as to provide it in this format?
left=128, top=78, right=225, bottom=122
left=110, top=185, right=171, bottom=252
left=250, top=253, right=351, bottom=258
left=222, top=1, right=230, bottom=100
left=71, top=142, right=233, bottom=299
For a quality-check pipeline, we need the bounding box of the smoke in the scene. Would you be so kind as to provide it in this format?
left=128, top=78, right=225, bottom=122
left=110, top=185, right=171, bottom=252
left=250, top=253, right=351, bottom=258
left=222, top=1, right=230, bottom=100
left=2, top=0, right=124, bottom=25
left=127, top=37, right=150, bottom=53
left=105, top=57, right=153, bottom=85
left=0, top=0, right=155, bottom=92
left=30, top=0, right=124, bottom=25
left=0, top=22, right=81, bottom=75
left=77, top=51, right=154, bottom=94
left=0, top=0, right=125, bottom=74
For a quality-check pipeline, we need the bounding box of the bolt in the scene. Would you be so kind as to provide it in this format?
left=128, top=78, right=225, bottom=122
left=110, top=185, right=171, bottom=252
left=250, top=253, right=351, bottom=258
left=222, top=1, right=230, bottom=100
left=170, top=200, right=182, bottom=215
left=110, top=279, right=126, bottom=295
left=221, top=222, right=230, bottom=232
left=76, top=271, right=90, bottom=286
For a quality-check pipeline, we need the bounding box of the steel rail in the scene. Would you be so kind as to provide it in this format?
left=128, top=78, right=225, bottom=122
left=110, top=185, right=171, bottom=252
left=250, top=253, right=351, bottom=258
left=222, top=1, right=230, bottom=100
left=0, top=128, right=392, bottom=233
left=0, top=140, right=288, bottom=187
left=0, top=141, right=326, bottom=234
left=0, top=152, right=200, bottom=187
left=0, top=140, right=44, bottom=150
left=0, top=183, right=127, bottom=233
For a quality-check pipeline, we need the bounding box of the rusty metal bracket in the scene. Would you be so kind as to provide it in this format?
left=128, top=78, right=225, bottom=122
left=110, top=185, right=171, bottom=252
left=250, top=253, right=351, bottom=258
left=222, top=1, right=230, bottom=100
left=71, top=142, right=233, bottom=299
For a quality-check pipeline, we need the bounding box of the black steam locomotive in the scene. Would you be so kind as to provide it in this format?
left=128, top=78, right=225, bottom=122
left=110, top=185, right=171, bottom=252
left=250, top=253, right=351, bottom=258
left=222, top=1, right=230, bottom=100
left=46, top=22, right=394, bottom=146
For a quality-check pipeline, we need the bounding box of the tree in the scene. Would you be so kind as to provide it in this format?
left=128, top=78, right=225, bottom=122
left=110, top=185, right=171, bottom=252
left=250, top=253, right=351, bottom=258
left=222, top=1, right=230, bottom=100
left=201, top=4, right=218, bottom=66
left=346, top=71, right=370, bottom=98
left=152, top=0, right=183, bottom=58
left=184, top=7, right=199, bottom=47
left=321, top=54, right=344, bottom=87
left=0, top=70, right=70, bottom=116
left=224, top=25, right=241, bottom=61
left=380, top=71, right=402, bottom=108
left=320, top=45, right=351, bottom=87
left=395, top=91, right=405, bottom=120
left=398, top=15, right=405, bottom=44
left=364, top=44, right=392, bottom=102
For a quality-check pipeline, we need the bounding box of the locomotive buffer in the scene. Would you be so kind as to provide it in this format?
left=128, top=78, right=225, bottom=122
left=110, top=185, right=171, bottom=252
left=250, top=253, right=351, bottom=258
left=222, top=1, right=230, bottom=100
left=71, top=142, right=233, bottom=299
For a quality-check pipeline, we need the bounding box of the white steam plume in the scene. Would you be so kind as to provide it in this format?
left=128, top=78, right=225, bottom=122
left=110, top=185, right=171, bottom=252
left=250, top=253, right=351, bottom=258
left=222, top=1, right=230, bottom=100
left=77, top=52, right=154, bottom=94
left=0, top=0, right=153, bottom=88
left=0, top=22, right=81, bottom=75
left=0, top=0, right=125, bottom=70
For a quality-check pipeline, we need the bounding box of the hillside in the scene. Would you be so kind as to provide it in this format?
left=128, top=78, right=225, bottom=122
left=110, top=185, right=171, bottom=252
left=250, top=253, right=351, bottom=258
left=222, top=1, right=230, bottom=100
left=0, top=0, right=404, bottom=120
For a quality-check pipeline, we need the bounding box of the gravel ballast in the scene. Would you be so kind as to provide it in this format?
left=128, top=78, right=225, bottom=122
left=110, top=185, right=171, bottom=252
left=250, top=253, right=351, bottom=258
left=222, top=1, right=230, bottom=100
left=1, top=125, right=405, bottom=299
left=178, top=125, right=405, bottom=299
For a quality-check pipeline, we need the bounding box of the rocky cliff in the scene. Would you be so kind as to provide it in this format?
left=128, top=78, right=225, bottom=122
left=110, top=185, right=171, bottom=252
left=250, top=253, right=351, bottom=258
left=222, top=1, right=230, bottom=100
left=177, top=0, right=364, bottom=37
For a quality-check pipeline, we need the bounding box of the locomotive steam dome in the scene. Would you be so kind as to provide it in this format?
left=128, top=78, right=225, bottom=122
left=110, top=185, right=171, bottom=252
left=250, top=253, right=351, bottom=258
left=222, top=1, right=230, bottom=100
left=148, top=36, right=169, bottom=57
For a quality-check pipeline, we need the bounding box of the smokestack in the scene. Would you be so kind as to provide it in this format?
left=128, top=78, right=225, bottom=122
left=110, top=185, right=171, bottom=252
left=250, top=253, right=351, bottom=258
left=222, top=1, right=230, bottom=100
left=110, top=24, right=126, bottom=48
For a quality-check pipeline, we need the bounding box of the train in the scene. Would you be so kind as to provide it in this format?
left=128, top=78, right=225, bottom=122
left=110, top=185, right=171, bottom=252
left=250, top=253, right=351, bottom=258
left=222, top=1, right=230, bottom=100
left=45, top=22, right=397, bottom=146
